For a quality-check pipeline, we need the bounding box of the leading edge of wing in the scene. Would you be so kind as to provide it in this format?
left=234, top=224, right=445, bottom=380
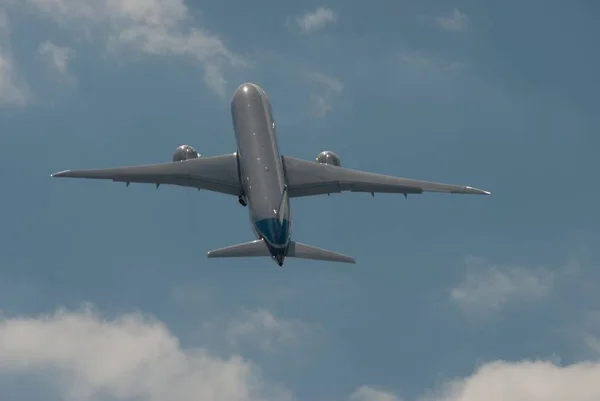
left=282, top=156, right=491, bottom=197
left=51, top=153, right=242, bottom=196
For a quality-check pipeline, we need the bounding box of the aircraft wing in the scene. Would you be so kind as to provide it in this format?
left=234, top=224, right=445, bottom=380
left=52, top=153, right=242, bottom=196
left=282, top=156, right=490, bottom=198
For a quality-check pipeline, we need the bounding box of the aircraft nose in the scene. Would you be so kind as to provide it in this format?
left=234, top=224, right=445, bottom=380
left=232, top=83, right=261, bottom=102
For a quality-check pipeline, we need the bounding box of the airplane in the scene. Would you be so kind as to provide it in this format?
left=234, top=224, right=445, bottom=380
left=51, top=82, right=490, bottom=266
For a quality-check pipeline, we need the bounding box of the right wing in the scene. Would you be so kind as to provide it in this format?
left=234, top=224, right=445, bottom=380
left=52, top=153, right=242, bottom=196
left=282, top=156, right=490, bottom=198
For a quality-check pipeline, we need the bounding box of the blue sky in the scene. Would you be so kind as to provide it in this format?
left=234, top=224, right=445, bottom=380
left=0, top=1, right=599, bottom=400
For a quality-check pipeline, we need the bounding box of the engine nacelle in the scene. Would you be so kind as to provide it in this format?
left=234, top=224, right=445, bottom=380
left=316, top=150, right=341, bottom=167
left=173, top=145, right=200, bottom=162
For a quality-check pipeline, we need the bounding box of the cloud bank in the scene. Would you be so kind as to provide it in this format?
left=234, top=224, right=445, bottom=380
left=421, top=360, right=600, bottom=401
left=0, top=307, right=290, bottom=401
left=1, top=306, right=599, bottom=401
left=10, top=0, right=246, bottom=97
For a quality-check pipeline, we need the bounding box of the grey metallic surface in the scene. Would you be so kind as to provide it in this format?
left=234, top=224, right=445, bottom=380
left=282, top=156, right=491, bottom=198
left=52, top=154, right=241, bottom=195
left=231, top=83, right=292, bottom=250
left=172, top=145, right=200, bottom=162
left=316, top=150, right=342, bottom=166
left=51, top=81, right=490, bottom=265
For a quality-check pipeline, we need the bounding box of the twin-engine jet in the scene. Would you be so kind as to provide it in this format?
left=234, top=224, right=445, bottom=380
left=52, top=83, right=490, bottom=266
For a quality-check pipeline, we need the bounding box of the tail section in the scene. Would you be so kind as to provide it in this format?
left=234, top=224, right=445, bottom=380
left=206, top=239, right=355, bottom=264
left=286, top=241, right=355, bottom=264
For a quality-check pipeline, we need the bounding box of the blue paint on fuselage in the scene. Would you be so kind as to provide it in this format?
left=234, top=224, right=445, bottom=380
left=230, top=83, right=293, bottom=264
left=253, top=218, right=290, bottom=247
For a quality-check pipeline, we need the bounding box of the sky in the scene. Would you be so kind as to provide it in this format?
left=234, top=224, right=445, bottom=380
left=0, top=0, right=599, bottom=400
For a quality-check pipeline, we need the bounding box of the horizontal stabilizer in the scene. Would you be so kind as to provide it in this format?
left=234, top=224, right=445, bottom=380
left=287, top=241, right=356, bottom=264
left=206, top=239, right=355, bottom=264
left=207, top=240, right=270, bottom=258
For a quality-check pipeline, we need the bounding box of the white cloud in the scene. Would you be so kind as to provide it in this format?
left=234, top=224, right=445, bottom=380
left=37, top=41, right=76, bottom=84
left=1, top=303, right=599, bottom=401
left=349, top=386, right=402, bottom=401
left=436, top=8, right=469, bottom=31
left=308, top=72, right=344, bottom=117
left=0, top=306, right=291, bottom=401
left=0, top=9, right=28, bottom=106
left=421, top=360, right=600, bottom=401
left=13, top=0, right=246, bottom=97
left=350, top=360, right=600, bottom=401
left=226, top=309, right=323, bottom=353
left=296, top=7, right=336, bottom=34
left=450, top=256, right=555, bottom=317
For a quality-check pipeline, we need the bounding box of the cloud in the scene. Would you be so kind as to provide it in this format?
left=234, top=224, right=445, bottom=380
left=349, top=386, right=402, bottom=401
left=436, top=8, right=469, bottom=32
left=0, top=306, right=291, bottom=401
left=420, top=360, right=600, bottom=401
left=351, top=360, right=600, bottom=401
left=37, top=41, right=76, bottom=84
left=226, top=309, right=323, bottom=353
left=13, top=0, right=246, bottom=97
left=0, top=9, right=28, bottom=106
left=307, top=72, right=344, bottom=117
left=450, top=256, right=555, bottom=317
left=296, top=7, right=336, bottom=34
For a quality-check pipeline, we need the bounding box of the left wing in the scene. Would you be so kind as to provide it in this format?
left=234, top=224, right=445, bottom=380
left=52, top=153, right=242, bottom=196
left=282, top=156, right=490, bottom=198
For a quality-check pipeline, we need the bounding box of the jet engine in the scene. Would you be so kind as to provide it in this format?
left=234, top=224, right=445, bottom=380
left=316, top=150, right=341, bottom=167
left=173, top=145, right=200, bottom=162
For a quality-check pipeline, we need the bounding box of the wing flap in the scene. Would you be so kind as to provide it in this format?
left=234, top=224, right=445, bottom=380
left=52, top=153, right=242, bottom=196
left=282, top=156, right=490, bottom=198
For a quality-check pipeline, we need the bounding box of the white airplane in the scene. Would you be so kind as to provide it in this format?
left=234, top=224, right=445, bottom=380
left=52, top=83, right=490, bottom=266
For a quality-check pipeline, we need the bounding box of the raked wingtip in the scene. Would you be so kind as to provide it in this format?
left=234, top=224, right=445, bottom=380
left=465, top=186, right=491, bottom=195
left=51, top=170, right=69, bottom=178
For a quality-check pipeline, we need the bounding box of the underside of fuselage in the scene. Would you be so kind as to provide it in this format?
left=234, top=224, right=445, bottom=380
left=231, top=83, right=292, bottom=265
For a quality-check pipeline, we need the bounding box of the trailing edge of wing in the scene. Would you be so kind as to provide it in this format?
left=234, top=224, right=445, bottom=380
left=51, top=153, right=242, bottom=196
left=282, top=156, right=490, bottom=198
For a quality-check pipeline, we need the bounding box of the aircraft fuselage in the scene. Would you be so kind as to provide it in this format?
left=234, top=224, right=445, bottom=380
left=231, top=83, right=292, bottom=266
